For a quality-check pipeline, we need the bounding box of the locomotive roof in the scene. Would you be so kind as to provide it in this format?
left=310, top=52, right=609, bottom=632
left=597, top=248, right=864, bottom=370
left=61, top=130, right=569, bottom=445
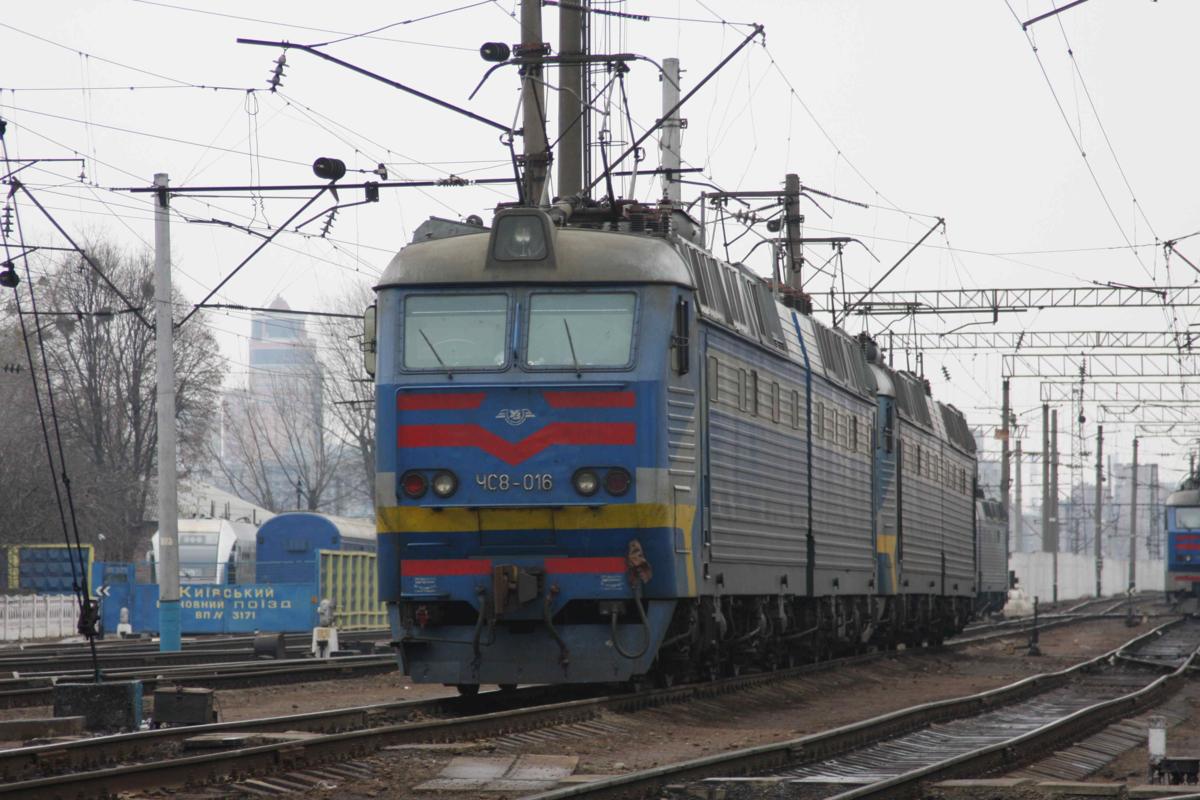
left=378, top=227, right=695, bottom=288
left=1167, top=488, right=1200, bottom=507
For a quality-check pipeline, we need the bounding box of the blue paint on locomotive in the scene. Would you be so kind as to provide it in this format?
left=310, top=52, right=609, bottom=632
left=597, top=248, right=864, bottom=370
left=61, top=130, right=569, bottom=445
left=872, top=396, right=899, bottom=595
left=375, top=283, right=690, bottom=683
left=1166, top=508, right=1200, bottom=574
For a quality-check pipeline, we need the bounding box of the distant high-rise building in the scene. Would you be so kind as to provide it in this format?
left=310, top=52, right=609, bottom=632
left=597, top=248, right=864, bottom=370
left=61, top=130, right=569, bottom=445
left=216, top=296, right=364, bottom=514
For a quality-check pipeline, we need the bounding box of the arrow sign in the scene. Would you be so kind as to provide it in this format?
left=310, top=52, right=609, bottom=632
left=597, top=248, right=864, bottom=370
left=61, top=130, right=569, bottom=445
left=96, top=586, right=111, bottom=598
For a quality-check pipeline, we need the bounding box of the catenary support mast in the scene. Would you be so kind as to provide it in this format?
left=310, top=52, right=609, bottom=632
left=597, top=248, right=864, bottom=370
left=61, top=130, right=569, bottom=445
left=557, top=0, right=583, bottom=198
left=521, top=0, right=549, bottom=204
left=1094, top=425, right=1104, bottom=598
left=1130, top=437, right=1138, bottom=591
left=154, top=173, right=180, bottom=652
left=1001, top=379, right=1011, bottom=568
left=660, top=57, right=682, bottom=204
left=1050, top=408, right=1059, bottom=603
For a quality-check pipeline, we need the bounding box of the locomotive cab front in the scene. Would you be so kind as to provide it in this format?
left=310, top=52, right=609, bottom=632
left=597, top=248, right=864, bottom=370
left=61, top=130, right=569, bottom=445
left=372, top=215, right=697, bottom=687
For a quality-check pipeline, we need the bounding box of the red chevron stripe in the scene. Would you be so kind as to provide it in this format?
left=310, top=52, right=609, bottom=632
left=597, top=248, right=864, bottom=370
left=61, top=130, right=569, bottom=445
left=544, top=391, right=636, bottom=408
left=397, top=393, right=486, bottom=411
left=403, top=559, right=492, bottom=576
left=398, top=422, right=635, bottom=466
left=545, top=557, right=627, bottom=574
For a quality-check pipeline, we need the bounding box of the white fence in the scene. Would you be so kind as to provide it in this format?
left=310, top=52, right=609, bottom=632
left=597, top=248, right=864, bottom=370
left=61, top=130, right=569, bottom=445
left=0, top=595, right=77, bottom=641
left=1011, top=551, right=1165, bottom=603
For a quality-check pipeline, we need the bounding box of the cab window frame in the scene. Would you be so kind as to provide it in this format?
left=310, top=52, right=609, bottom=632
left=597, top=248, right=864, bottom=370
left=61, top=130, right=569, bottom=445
left=520, top=288, right=641, bottom=372
left=399, top=290, right=512, bottom=374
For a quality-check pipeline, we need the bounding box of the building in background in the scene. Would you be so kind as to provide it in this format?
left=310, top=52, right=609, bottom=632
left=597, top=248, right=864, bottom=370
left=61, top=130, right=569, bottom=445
left=216, top=297, right=369, bottom=517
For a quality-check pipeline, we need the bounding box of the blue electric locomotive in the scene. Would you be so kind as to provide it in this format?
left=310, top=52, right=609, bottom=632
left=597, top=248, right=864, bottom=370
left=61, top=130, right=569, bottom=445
left=370, top=204, right=979, bottom=690
left=1165, top=474, right=1200, bottom=610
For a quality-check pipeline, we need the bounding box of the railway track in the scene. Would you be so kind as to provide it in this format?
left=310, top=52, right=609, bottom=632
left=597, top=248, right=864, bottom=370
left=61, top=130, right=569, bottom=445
left=525, top=616, right=1200, bottom=800
left=0, top=604, right=1137, bottom=798
left=0, top=630, right=388, bottom=675
left=0, top=653, right=397, bottom=711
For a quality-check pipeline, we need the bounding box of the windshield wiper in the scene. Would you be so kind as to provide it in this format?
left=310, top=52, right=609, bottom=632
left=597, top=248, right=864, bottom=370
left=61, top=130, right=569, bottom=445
left=419, top=329, right=453, bottom=379
left=562, top=318, right=582, bottom=378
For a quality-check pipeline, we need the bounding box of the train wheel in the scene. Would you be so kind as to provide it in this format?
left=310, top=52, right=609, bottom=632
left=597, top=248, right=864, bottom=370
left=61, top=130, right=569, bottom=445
left=456, top=683, right=480, bottom=697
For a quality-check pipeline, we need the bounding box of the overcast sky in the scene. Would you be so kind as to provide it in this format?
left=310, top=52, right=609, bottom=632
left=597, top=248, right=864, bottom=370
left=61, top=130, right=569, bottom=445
left=2, top=1, right=1198, bottom=492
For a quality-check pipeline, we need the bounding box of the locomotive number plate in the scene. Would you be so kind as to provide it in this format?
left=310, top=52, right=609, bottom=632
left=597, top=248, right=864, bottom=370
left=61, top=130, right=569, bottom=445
left=475, top=473, right=554, bottom=492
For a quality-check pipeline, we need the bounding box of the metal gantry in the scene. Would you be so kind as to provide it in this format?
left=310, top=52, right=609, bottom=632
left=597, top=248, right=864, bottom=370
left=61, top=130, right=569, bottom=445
left=879, top=330, right=1196, bottom=352
left=1003, top=353, right=1200, bottom=378
left=820, top=284, right=1200, bottom=317
left=1040, top=380, right=1200, bottom=404
left=1098, top=404, right=1200, bottom=425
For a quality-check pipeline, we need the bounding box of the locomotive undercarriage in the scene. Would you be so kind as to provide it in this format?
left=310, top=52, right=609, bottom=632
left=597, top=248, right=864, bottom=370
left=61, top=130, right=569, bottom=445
left=647, top=592, right=972, bottom=686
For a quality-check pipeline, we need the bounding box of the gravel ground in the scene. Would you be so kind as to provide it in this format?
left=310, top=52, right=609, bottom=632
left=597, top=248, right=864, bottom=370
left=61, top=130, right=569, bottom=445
left=212, top=616, right=1158, bottom=800
left=0, top=614, right=1159, bottom=798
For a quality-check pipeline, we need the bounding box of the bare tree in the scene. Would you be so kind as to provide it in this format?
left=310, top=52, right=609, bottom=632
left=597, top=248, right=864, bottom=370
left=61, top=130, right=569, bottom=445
left=215, top=371, right=346, bottom=513
left=317, top=282, right=376, bottom=509
left=33, top=242, right=226, bottom=560
left=0, top=312, right=62, bottom=545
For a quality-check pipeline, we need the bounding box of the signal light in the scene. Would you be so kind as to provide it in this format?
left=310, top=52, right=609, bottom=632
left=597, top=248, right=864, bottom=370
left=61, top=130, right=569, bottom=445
left=0, top=261, right=18, bottom=289
left=604, top=468, right=631, bottom=496
left=312, top=157, right=347, bottom=181
left=401, top=471, right=428, bottom=499
left=479, top=42, right=511, bottom=62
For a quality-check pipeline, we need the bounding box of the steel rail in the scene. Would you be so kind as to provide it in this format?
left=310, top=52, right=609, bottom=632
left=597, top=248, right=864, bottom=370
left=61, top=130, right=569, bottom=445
left=0, top=683, right=571, bottom=783
left=0, top=654, right=396, bottom=710
left=520, top=617, right=1188, bottom=800
left=0, top=629, right=388, bottom=656
left=826, top=623, right=1200, bottom=799
left=0, top=607, right=1136, bottom=797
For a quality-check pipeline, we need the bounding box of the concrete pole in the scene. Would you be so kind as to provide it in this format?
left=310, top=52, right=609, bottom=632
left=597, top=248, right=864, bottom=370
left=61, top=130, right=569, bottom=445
left=1001, top=379, right=1011, bottom=562
left=660, top=57, right=682, bottom=204
left=521, top=0, right=549, bottom=205
left=783, top=173, right=804, bottom=292
left=1042, top=404, right=1050, bottom=553
left=1050, top=408, right=1059, bottom=604
left=1130, top=437, right=1138, bottom=591
left=1014, top=439, right=1023, bottom=551
left=154, top=173, right=181, bottom=652
left=1094, top=424, right=1104, bottom=598
left=1150, top=468, right=1159, bottom=559
left=556, top=0, right=584, bottom=199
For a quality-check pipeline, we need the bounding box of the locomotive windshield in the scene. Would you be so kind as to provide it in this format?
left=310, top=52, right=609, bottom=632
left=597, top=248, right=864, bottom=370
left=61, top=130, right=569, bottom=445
left=1177, top=508, right=1200, bottom=529
left=526, top=292, right=635, bottom=368
left=403, top=293, right=507, bottom=369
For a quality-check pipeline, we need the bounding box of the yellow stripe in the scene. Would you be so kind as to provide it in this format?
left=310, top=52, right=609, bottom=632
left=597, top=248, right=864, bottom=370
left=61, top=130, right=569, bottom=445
left=876, top=533, right=898, bottom=589
left=377, top=503, right=700, bottom=597
left=377, top=503, right=693, bottom=533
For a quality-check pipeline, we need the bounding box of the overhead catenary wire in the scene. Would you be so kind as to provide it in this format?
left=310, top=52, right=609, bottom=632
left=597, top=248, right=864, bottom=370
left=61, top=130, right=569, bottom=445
left=0, top=130, right=102, bottom=681
left=129, top=0, right=485, bottom=52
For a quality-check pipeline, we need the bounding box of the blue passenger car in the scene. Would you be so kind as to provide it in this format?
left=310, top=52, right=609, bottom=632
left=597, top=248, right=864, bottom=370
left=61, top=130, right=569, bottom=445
left=255, top=512, right=375, bottom=584
left=370, top=205, right=979, bottom=691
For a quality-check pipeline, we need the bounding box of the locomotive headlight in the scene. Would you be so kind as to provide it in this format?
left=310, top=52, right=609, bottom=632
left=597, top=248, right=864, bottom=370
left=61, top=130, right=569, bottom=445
left=573, top=469, right=599, bottom=497
left=492, top=214, right=547, bottom=260
left=431, top=470, right=458, bottom=498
